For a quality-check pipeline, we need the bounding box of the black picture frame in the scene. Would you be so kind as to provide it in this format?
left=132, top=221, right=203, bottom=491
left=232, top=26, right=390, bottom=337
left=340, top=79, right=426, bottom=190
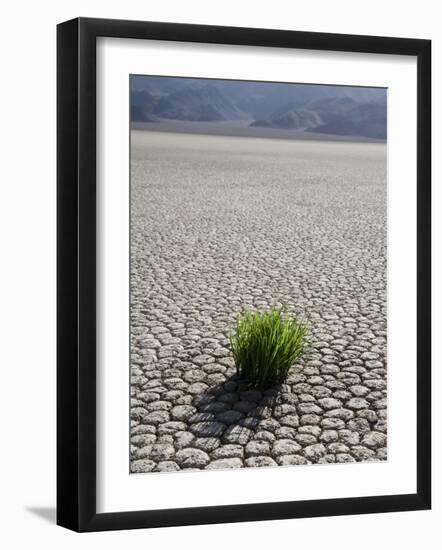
left=57, top=17, right=431, bottom=532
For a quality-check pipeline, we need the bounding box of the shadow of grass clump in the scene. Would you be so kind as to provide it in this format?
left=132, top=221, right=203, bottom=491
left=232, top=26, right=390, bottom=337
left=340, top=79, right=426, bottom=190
left=192, top=373, right=285, bottom=433
left=229, top=307, right=311, bottom=390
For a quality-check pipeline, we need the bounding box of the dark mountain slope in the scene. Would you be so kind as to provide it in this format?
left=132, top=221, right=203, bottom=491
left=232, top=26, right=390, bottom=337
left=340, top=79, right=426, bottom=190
left=152, top=84, right=246, bottom=121
left=308, top=101, right=387, bottom=139
left=251, top=109, right=323, bottom=130
left=130, top=90, right=158, bottom=121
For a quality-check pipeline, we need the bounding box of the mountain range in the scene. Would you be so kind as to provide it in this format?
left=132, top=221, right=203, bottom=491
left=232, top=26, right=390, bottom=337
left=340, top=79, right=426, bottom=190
left=131, top=75, right=387, bottom=140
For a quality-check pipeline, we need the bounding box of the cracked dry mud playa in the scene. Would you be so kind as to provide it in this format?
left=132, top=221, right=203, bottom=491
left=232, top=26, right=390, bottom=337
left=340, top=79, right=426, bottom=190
left=130, top=130, right=387, bottom=473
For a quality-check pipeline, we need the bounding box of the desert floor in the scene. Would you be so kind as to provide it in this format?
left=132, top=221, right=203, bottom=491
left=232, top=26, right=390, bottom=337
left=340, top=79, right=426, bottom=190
left=130, top=130, right=387, bottom=473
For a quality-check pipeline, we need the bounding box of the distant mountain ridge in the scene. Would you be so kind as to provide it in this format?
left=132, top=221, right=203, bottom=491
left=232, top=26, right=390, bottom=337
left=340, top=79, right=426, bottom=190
left=130, top=76, right=386, bottom=140
left=251, top=96, right=387, bottom=139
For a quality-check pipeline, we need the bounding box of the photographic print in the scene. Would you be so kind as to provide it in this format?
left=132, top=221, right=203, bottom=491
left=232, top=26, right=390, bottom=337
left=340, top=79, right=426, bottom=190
left=129, top=75, right=388, bottom=474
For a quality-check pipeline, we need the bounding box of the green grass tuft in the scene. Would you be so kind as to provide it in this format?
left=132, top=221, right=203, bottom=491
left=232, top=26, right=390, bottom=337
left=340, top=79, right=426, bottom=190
left=229, top=307, right=311, bottom=389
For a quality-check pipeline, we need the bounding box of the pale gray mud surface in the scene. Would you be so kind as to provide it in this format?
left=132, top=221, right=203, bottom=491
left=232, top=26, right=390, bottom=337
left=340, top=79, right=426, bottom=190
left=130, top=130, right=387, bottom=473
